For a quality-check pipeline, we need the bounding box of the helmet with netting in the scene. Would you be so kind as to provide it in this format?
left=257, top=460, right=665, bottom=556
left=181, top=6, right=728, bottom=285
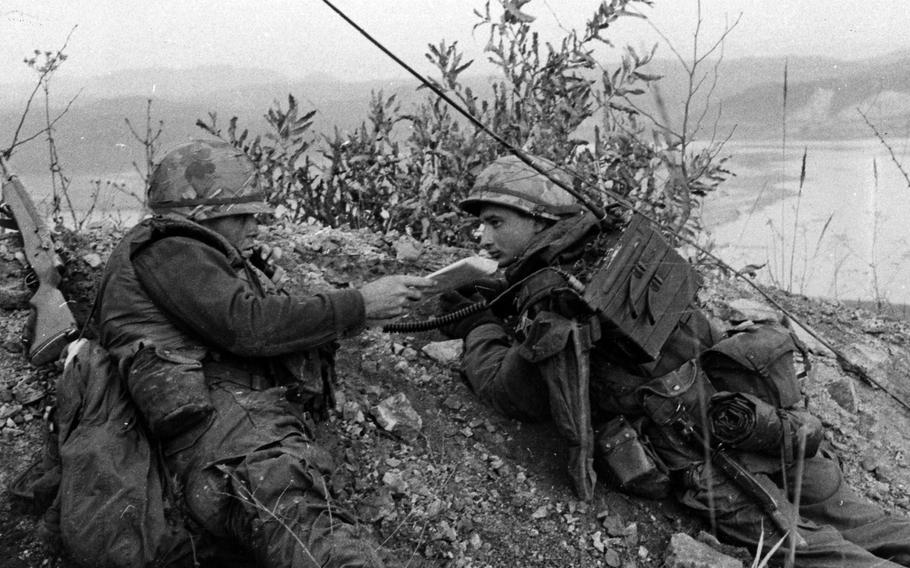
left=459, top=155, right=582, bottom=221
left=147, top=139, right=273, bottom=221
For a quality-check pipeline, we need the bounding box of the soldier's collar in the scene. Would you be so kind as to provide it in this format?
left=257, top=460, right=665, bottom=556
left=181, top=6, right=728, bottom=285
left=506, top=212, right=601, bottom=281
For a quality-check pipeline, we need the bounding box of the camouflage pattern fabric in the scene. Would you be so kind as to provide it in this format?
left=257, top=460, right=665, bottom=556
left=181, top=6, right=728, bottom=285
left=147, top=139, right=273, bottom=221
left=459, top=155, right=582, bottom=220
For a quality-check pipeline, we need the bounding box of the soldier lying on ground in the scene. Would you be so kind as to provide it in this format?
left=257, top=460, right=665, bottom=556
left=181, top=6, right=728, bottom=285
left=82, top=139, right=434, bottom=567
left=436, top=154, right=910, bottom=567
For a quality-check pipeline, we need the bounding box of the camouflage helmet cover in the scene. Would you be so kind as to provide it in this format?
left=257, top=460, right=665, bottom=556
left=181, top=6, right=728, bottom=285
left=459, top=155, right=582, bottom=221
left=147, top=139, right=273, bottom=221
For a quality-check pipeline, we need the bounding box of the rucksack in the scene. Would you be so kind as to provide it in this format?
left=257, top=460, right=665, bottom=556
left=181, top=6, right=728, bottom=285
left=699, top=323, right=823, bottom=462
left=699, top=323, right=809, bottom=409
left=53, top=338, right=195, bottom=568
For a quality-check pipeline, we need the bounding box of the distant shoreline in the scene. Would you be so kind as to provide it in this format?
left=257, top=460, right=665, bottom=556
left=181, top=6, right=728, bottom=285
left=700, top=170, right=799, bottom=229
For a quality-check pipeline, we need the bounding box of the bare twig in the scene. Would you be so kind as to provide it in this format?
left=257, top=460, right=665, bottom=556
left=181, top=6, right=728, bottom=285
left=6, top=88, right=82, bottom=155
left=125, top=98, right=165, bottom=192
left=224, top=473, right=322, bottom=567
left=798, top=212, right=834, bottom=293
left=871, top=157, right=883, bottom=310
left=785, top=430, right=808, bottom=568
left=5, top=27, right=77, bottom=155
left=40, top=69, right=78, bottom=228
left=778, top=60, right=789, bottom=289
left=752, top=529, right=788, bottom=568
left=858, top=107, right=910, bottom=189
left=628, top=1, right=741, bottom=233
left=787, top=147, right=807, bottom=292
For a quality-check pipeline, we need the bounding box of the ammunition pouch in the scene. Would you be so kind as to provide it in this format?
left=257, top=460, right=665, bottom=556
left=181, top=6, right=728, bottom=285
left=700, top=323, right=808, bottom=409
left=638, top=359, right=715, bottom=431
left=593, top=416, right=670, bottom=499
left=708, top=391, right=823, bottom=462
left=126, top=345, right=213, bottom=439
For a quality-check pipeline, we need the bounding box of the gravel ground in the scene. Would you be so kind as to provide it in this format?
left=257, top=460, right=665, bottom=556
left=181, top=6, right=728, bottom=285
left=1, top=222, right=908, bottom=567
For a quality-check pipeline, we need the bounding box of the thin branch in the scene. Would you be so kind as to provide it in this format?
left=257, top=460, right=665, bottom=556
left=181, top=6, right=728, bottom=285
left=693, top=41, right=727, bottom=137
left=858, top=107, right=910, bottom=189
left=224, top=473, right=323, bottom=567
left=7, top=89, right=82, bottom=154
left=5, top=26, right=77, bottom=155
left=788, top=147, right=808, bottom=292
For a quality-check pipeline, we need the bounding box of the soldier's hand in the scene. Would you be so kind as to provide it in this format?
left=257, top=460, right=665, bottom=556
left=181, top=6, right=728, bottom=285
left=436, top=289, right=502, bottom=339
left=360, top=275, right=436, bottom=320
left=249, top=244, right=287, bottom=284
left=438, top=288, right=481, bottom=315
left=455, top=277, right=508, bottom=301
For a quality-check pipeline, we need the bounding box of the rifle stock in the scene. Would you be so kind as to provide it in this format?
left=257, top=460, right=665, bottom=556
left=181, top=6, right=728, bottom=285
left=1, top=168, right=77, bottom=365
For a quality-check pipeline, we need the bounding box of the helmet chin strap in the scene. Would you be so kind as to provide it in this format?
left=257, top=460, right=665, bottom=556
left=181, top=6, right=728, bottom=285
left=147, top=140, right=273, bottom=221
left=151, top=192, right=268, bottom=210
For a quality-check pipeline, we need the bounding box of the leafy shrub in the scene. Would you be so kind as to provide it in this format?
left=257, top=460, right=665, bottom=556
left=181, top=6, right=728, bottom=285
left=199, top=0, right=731, bottom=247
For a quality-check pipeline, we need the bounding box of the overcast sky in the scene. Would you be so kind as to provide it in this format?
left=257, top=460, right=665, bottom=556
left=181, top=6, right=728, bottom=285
left=2, top=0, right=908, bottom=85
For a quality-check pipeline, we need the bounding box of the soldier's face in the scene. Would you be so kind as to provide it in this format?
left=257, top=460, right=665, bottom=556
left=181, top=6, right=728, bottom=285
left=201, top=214, right=260, bottom=253
left=478, top=205, right=548, bottom=267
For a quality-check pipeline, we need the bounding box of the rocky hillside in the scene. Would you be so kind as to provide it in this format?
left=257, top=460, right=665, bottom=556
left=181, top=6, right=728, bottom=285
left=1, top=220, right=909, bottom=567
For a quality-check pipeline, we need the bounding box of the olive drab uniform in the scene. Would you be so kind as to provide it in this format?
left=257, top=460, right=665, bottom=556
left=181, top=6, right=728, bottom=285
left=451, top=159, right=910, bottom=566
left=84, top=139, right=388, bottom=568
left=94, top=213, right=384, bottom=568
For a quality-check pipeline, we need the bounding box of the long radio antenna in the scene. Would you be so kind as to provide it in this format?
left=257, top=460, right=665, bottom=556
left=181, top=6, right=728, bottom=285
left=318, top=0, right=910, bottom=413
left=319, top=0, right=608, bottom=220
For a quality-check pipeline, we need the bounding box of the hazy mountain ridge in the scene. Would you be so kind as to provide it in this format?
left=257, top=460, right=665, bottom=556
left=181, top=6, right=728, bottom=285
left=714, top=56, right=910, bottom=138
left=0, top=65, right=292, bottom=107
left=3, top=52, right=910, bottom=176
left=0, top=69, right=434, bottom=176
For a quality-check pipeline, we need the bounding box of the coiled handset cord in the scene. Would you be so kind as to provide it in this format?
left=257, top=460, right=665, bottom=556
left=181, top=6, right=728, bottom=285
left=381, top=268, right=586, bottom=334
left=382, top=300, right=493, bottom=333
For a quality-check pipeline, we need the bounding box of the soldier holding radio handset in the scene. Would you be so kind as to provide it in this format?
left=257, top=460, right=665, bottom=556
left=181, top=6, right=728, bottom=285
left=437, top=154, right=910, bottom=568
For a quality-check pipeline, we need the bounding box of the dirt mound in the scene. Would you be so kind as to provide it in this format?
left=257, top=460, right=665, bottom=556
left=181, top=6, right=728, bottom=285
left=1, top=220, right=908, bottom=567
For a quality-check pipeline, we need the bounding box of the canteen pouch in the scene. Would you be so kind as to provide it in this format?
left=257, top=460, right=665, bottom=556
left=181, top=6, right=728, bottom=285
left=594, top=416, right=670, bottom=499
left=126, top=345, right=213, bottom=439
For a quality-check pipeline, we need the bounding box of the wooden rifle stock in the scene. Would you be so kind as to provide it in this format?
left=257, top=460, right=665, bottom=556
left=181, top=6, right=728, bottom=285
left=1, top=168, right=77, bottom=365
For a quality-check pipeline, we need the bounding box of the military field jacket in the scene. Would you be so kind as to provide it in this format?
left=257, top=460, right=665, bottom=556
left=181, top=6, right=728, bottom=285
left=98, top=216, right=366, bottom=382
left=460, top=212, right=719, bottom=422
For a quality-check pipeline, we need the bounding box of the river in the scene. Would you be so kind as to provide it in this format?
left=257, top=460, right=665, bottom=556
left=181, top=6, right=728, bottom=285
left=702, top=137, right=910, bottom=312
